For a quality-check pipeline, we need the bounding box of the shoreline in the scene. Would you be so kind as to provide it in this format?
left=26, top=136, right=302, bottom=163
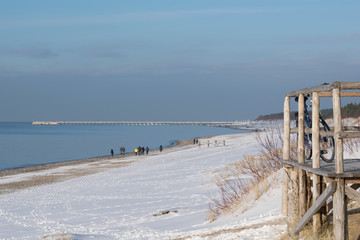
left=0, top=138, right=196, bottom=195
left=0, top=131, right=231, bottom=178
left=0, top=122, right=246, bottom=176
left=0, top=138, right=192, bottom=177
left=0, top=131, right=246, bottom=195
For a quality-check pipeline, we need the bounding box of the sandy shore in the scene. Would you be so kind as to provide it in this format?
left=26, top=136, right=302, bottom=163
left=0, top=138, right=195, bottom=195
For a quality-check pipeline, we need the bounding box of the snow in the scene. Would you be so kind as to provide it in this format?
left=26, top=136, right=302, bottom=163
left=0, top=132, right=286, bottom=240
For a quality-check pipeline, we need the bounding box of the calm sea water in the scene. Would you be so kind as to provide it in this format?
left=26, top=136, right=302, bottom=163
left=0, top=122, right=242, bottom=171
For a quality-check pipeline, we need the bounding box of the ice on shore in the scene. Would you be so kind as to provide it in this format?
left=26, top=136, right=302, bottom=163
left=0, top=132, right=286, bottom=240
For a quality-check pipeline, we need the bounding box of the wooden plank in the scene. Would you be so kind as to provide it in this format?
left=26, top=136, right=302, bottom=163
left=282, top=160, right=335, bottom=177
left=345, top=185, right=360, bottom=202
left=340, top=82, right=360, bottom=90
left=346, top=179, right=360, bottom=184
left=287, top=84, right=334, bottom=97
left=290, top=181, right=336, bottom=236
left=287, top=82, right=360, bottom=97
left=336, top=173, right=360, bottom=178
left=290, top=127, right=334, bottom=137
left=319, top=92, right=360, bottom=97
left=337, top=132, right=360, bottom=139
left=291, top=126, right=360, bottom=135
left=282, top=160, right=360, bottom=178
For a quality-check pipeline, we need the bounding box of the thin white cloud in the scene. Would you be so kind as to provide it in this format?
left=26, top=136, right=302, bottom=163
left=73, top=40, right=149, bottom=59
left=0, top=47, right=58, bottom=58
left=282, top=33, right=360, bottom=45
left=0, top=8, right=280, bottom=28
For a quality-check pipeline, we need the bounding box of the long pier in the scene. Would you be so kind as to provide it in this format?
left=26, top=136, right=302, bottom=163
left=32, top=121, right=251, bottom=127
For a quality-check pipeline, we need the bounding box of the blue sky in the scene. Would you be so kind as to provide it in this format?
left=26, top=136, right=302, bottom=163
left=1, top=1, right=360, bottom=121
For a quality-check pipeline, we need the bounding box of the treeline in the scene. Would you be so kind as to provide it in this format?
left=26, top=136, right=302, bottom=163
left=255, top=102, right=360, bottom=121
left=321, top=102, right=360, bottom=119
left=255, top=112, right=296, bottom=121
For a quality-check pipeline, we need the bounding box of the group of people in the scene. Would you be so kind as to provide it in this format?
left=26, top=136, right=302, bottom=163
left=111, top=144, right=164, bottom=157
left=135, top=146, right=149, bottom=156
left=135, top=145, right=164, bottom=155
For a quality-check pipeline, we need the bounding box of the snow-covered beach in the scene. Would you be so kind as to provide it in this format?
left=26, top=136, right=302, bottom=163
left=0, top=131, right=286, bottom=240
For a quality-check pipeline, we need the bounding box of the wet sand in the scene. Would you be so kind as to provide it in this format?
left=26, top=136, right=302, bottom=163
left=0, top=139, right=195, bottom=195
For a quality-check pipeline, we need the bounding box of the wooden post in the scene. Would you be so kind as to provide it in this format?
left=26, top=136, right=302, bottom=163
left=298, top=94, right=305, bottom=163
left=288, top=94, right=300, bottom=231
left=333, top=87, right=344, bottom=174
left=299, top=171, right=307, bottom=219
left=312, top=91, right=322, bottom=233
left=321, top=178, right=328, bottom=224
left=298, top=94, right=307, bottom=221
left=288, top=167, right=299, bottom=232
left=283, top=96, right=291, bottom=161
left=334, top=178, right=348, bottom=240
left=312, top=92, right=320, bottom=169
left=282, top=96, right=291, bottom=216
left=332, top=87, right=348, bottom=240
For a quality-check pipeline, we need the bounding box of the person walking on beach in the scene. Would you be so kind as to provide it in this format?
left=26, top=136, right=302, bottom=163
left=146, top=146, right=149, bottom=155
left=159, top=145, right=163, bottom=152
left=120, top=146, right=125, bottom=155
left=135, top=148, right=138, bottom=156
left=111, top=149, right=114, bottom=157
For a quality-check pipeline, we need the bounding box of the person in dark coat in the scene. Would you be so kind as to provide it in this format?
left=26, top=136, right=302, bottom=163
left=146, top=146, right=149, bottom=154
left=111, top=149, right=114, bottom=157
left=121, top=146, right=125, bottom=154
left=159, top=145, right=163, bottom=152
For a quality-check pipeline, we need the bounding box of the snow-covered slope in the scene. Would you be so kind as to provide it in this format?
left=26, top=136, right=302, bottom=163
left=0, top=132, right=286, bottom=240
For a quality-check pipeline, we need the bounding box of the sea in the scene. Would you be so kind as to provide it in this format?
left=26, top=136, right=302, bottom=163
left=0, top=122, right=243, bottom=171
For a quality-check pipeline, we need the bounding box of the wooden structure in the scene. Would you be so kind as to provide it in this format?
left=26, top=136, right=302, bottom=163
left=282, top=82, right=360, bottom=239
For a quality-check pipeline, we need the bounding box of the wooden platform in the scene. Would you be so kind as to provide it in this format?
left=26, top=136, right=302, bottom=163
left=283, top=159, right=360, bottom=178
